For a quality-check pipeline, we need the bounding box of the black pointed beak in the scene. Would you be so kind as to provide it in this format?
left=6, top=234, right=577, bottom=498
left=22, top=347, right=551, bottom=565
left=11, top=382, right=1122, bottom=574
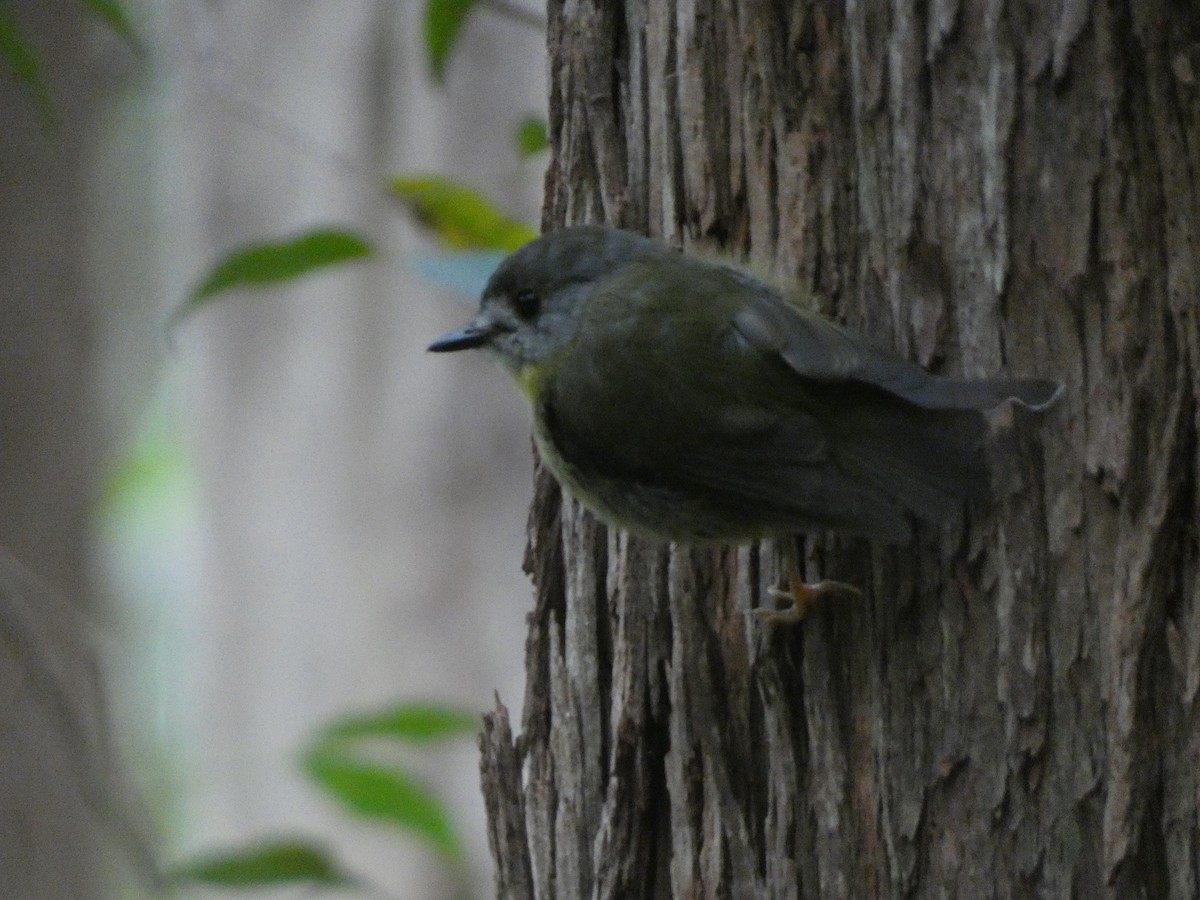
left=427, top=322, right=494, bottom=353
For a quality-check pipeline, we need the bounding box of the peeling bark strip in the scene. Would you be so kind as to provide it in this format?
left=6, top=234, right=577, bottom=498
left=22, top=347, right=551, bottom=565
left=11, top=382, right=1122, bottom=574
left=480, top=3, right=1200, bottom=897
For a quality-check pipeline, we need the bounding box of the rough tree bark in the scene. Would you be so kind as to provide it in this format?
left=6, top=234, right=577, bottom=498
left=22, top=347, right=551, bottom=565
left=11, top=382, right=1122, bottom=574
left=480, top=3, right=1200, bottom=898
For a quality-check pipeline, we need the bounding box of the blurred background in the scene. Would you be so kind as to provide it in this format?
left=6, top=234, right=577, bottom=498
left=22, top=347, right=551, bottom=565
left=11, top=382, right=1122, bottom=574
left=2, top=2, right=546, bottom=897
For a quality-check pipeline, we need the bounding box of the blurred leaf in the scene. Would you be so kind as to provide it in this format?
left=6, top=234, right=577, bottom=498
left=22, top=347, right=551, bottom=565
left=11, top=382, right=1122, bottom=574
left=98, top=408, right=185, bottom=513
left=317, top=703, right=479, bottom=745
left=424, top=0, right=479, bottom=82
left=391, top=176, right=535, bottom=252
left=186, top=228, right=372, bottom=309
left=172, top=839, right=350, bottom=887
left=0, top=7, right=52, bottom=123
left=515, top=115, right=548, bottom=157
left=81, top=0, right=141, bottom=50
left=304, top=746, right=462, bottom=861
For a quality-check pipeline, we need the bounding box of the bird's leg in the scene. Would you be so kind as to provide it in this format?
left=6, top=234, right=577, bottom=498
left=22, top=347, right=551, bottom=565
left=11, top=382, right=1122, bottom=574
left=753, top=537, right=863, bottom=624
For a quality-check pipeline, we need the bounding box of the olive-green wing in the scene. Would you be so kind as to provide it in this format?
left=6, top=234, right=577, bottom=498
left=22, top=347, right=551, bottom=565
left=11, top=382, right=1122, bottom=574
left=730, top=280, right=1062, bottom=411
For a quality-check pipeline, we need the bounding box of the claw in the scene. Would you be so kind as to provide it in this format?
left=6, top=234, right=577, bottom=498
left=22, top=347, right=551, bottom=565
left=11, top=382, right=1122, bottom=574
left=752, top=579, right=863, bottom=624
left=750, top=538, right=864, bottom=625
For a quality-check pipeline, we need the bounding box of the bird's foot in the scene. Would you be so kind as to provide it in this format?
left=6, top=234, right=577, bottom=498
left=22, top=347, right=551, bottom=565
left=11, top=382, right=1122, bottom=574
left=752, top=579, right=863, bottom=625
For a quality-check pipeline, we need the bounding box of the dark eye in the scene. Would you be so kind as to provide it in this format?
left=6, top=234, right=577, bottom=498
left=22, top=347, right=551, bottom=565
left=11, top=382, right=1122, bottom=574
left=512, top=289, right=541, bottom=319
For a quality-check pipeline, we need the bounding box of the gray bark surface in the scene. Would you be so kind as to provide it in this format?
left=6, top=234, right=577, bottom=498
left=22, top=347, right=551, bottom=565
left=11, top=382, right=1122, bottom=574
left=481, top=3, right=1200, bottom=897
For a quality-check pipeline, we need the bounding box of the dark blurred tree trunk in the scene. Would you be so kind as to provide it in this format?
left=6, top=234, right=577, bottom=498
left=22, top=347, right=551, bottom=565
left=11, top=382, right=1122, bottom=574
left=480, top=2, right=1200, bottom=897
left=0, top=8, right=128, bottom=900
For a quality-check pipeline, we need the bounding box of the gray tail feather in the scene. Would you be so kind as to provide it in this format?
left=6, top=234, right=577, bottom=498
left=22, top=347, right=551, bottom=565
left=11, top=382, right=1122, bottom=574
left=901, top=375, right=1064, bottom=413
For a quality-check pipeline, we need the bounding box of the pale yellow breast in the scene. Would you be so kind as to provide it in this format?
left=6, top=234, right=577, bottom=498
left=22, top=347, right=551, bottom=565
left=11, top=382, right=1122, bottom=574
left=512, top=362, right=548, bottom=403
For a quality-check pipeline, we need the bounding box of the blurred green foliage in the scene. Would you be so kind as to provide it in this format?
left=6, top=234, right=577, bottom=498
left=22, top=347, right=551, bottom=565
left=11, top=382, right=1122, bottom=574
left=171, top=702, right=480, bottom=890
left=81, top=0, right=141, bottom=50
left=171, top=840, right=352, bottom=889
left=304, top=749, right=464, bottom=862
left=0, top=4, right=50, bottom=120
left=319, top=702, right=480, bottom=745
left=515, top=114, right=549, bottom=157
left=424, top=0, right=481, bottom=82
left=183, top=228, right=372, bottom=313
left=0, top=0, right=140, bottom=123
left=391, top=176, right=537, bottom=253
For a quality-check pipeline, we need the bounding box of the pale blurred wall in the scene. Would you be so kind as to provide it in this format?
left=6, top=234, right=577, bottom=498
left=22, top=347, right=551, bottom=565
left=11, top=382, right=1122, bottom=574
left=88, top=1, right=545, bottom=897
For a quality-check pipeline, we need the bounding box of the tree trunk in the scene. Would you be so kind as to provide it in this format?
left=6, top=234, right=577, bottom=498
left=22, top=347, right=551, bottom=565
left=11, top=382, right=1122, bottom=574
left=480, top=3, right=1200, bottom=897
left=0, top=7, right=127, bottom=899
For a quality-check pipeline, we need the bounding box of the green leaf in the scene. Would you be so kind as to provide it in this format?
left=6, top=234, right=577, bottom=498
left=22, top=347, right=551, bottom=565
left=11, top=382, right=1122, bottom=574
left=81, top=0, right=141, bottom=50
left=317, top=703, right=479, bottom=745
left=304, top=746, right=462, bottom=861
left=424, top=0, right=480, bottom=82
left=0, top=7, right=52, bottom=123
left=97, top=406, right=186, bottom=514
left=515, top=115, right=549, bottom=157
left=186, top=228, right=372, bottom=308
left=171, top=839, right=350, bottom=887
left=390, top=176, right=536, bottom=252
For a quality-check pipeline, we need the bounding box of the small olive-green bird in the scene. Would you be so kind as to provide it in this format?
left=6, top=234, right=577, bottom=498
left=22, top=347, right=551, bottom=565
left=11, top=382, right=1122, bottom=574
left=429, top=226, right=1062, bottom=619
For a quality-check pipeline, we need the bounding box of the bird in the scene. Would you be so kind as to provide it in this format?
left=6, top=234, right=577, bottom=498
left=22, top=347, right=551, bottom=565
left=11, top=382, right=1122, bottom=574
left=428, top=225, right=1062, bottom=621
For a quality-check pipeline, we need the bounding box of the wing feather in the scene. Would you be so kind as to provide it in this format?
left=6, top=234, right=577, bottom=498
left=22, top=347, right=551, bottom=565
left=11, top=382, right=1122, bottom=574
left=732, top=288, right=1062, bottom=411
